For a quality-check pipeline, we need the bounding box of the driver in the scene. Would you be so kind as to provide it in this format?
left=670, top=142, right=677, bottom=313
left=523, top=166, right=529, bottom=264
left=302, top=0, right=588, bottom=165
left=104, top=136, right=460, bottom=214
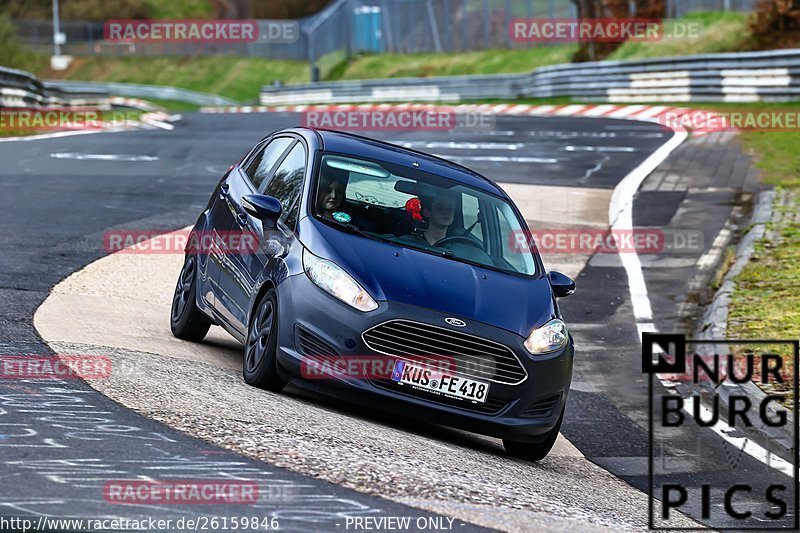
left=419, top=189, right=457, bottom=246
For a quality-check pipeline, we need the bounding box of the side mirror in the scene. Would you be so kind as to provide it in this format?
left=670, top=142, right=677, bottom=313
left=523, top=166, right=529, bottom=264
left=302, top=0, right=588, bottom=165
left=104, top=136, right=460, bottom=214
left=242, top=195, right=282, bottom=228
left=548, top=271, right=575, bottom=298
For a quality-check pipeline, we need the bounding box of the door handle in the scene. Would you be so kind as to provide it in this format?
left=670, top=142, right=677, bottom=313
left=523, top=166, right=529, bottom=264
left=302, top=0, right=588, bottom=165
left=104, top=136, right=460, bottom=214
left=219, top=183, right=230, bottom=199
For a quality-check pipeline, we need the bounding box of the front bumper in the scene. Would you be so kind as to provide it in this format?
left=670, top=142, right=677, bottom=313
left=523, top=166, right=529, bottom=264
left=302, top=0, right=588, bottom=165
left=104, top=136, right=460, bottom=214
left=275, top=273, right=574, bottom=442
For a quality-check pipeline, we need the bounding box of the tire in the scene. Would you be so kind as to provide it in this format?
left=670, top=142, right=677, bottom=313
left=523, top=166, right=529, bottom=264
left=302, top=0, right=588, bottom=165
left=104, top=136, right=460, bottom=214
left=502, top=407, right=564, bottom=462
left=243, top=289, right=287, bottom=392
left=170, top=254, right=211, bottom=342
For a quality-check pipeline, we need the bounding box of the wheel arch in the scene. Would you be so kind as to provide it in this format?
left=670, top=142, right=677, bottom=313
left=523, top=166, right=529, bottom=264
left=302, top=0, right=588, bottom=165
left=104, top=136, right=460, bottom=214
left=248, top=279, right=277, bottom=328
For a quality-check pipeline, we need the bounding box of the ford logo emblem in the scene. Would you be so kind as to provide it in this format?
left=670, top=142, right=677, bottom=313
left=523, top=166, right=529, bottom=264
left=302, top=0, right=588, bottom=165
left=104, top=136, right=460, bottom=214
left=444, top=317, right=466, bottom=328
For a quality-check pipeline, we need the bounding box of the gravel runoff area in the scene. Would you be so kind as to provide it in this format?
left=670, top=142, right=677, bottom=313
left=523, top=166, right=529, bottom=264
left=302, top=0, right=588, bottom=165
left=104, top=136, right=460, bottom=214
left=35, top=183, right=699, bottom=531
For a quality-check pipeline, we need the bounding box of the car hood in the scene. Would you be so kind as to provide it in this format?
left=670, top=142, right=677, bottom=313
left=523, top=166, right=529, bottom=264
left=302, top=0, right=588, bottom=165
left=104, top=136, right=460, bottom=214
left=302, top=220, right=555, bottom=338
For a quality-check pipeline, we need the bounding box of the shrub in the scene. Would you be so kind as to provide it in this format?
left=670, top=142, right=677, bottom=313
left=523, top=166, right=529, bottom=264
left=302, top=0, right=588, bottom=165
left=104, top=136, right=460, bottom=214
left=749, top=0, right=800, bottom=49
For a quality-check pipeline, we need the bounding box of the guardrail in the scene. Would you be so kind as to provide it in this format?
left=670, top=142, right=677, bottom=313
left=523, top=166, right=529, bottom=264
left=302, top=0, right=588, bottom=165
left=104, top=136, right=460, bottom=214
left=261, top=48, right=800, bottom=105
left=0, top=66, right=110, bottom=108
left=0, top=65, right=236, bottom=108
left=49, top=81, right=237, bottom=107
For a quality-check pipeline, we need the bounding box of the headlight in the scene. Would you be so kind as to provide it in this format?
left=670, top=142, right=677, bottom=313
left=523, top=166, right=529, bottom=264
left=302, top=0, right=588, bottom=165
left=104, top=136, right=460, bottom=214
left=303, top=248, right=378, bottom=312
left=524, top=319, right=568, bottom=354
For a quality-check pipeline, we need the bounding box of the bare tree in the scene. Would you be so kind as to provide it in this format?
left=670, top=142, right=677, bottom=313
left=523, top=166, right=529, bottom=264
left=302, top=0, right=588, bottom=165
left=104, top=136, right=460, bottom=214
left=749, top=0, right=800, bottom=49
left=571, top=0, right=666, bottom=62
left=211, top=0, right=253, bottom=19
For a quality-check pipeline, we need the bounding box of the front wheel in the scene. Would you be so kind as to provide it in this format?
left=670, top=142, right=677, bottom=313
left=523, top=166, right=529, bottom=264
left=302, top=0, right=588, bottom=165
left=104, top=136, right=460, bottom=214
left=502, top=408, right=564, bottom=462
left=170, top=255, right=211, bottom=342
left=243, top=289, right=287, bottom=392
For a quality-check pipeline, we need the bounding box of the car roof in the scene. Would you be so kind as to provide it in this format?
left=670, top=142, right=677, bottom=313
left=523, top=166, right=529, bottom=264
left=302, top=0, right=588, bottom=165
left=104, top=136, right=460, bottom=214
left=287, top=127, right=508, bottom=198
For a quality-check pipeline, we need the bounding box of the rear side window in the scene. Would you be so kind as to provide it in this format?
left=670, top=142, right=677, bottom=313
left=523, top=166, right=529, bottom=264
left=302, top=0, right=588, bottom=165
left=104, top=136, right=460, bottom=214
left=263, top=143, right=307, bottom=228
left=245, top=137, right=293, bottom=190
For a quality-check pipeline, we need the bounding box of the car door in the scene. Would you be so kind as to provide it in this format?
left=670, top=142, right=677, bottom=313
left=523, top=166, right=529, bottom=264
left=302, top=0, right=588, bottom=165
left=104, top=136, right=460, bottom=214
left=235, top=141, right=308, bottom=328
left=213, top=136, right=294, bottom=332
left=197, top=166, right=235, bottom=312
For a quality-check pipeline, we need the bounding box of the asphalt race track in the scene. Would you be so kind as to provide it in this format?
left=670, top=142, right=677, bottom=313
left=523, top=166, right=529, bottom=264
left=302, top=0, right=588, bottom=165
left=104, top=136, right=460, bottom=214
left=1, top=110, right=789, bottom=530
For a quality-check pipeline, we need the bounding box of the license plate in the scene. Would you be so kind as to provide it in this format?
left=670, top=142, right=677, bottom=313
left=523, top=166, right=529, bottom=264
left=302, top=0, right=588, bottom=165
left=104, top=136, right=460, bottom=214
left=390, top=360, right=490, bottom=403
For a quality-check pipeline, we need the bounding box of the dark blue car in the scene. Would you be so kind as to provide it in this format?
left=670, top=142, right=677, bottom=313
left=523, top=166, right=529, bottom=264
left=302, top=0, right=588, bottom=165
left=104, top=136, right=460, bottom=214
left=170, top=127, right=576, bottom=460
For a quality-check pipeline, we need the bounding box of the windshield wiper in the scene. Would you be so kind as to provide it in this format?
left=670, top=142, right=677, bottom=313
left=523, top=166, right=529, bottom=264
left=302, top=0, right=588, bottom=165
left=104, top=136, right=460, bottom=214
left=328, top=219, right=382, bottom=242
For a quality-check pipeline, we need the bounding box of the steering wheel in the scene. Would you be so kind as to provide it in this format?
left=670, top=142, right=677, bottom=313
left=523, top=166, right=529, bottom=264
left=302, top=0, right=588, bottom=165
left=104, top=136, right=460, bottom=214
left=435, top=235, right=484, bottom=250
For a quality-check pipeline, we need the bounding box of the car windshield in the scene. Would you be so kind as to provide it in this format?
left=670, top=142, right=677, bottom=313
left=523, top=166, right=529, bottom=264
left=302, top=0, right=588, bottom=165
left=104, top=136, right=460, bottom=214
left=312, top=152, right=537, bottom=276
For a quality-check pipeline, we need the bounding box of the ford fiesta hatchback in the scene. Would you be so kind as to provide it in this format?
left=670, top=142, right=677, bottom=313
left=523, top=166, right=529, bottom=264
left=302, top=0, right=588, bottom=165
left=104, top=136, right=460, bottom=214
left=170, top=127, right=576, bottom=461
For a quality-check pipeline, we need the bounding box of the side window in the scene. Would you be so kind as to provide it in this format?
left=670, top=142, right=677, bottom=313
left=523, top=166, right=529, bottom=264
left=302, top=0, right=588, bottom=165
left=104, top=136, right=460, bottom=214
left=495, top=203, right=536, bottom=275
left=263, top=143, right=306, bottom=228
left=245, top=137, right=293, bottom=191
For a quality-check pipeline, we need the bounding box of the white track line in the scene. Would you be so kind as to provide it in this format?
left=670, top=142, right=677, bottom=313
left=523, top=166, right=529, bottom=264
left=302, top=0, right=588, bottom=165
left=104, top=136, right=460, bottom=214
left=696, top=226, right=732, bottom=271
left=447, top=155, right=557, bottom=164
left=0, top=115, right=179, bottom=142
left=608, top=130, right=685, bottom=338
left=610, top=128, right=794, bottom=478
left=0, top=129, right=108, bottom=143
left=50, top=153, right=159, bottom=162
left=400, top=141, right=523, bottom=150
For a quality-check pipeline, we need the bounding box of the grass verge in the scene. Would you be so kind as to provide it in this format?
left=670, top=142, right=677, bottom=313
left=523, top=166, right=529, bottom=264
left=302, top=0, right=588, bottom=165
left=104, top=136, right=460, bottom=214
left=137, top=98, right=201, bottom=113
left=325, top=45, right=578, bottom=80
left=674, top=102, right=800, bottom=343
left=13, top=11, right=750, bottom=104
left=43, top=56, right=310, bottom=103
left=608, top=11, right=751, bottom=60
left=728, top=134, right=800, bottom=342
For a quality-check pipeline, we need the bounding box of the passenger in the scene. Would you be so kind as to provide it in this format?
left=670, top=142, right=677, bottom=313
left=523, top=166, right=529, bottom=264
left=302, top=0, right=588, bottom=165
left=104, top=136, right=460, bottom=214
left=316, top=169, right=346, bottom=219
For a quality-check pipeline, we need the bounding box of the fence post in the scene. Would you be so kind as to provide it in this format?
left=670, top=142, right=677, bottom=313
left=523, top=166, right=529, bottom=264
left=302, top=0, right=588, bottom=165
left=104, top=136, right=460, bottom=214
left=306, top=28, right=317, bottom=82
left=380, top=0, right=394, bottom=52
left=344, top=0, right=353, bottom=57
left=408, top=0, right=416, bottom=53
left=427, top=0, right=443, bottom=52
left=461, top=0, right=468, bottom=51
left=505, top=0, right=512, bottom=48
left=444, top=0, right=452, bottom=51
left=482, top=0, right=489, bottom=49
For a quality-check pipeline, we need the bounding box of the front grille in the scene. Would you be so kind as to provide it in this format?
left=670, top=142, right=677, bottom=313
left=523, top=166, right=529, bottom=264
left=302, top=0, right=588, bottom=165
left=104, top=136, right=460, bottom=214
left=362, top=319, right=527, bottom=385
left=520, top=394, right=561, bottom=420
left=372, top=379, right=509, bottom=415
